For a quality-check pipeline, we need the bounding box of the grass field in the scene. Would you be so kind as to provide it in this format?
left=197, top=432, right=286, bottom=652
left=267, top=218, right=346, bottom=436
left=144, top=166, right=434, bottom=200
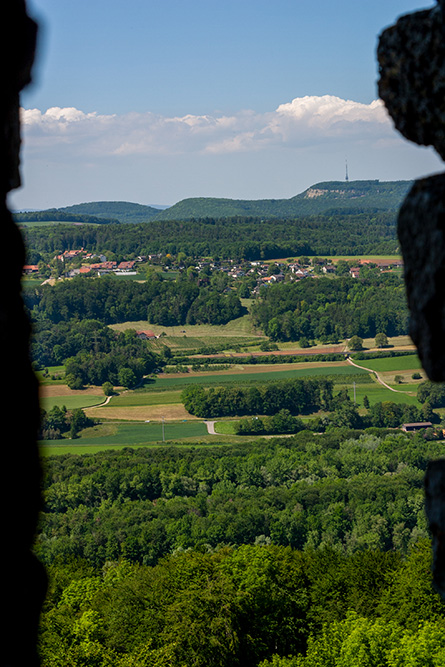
left=214, top=421, right=238, bottom=435
left=340, top=382, right=419, bottom=407
left=110, top=314, right=265, bottom=352
left=41, top=395, right=106, bottom=411
left=39, top=420, right=215, bottom=454
left=354, top=354, right=421, bottom=373
left=109, top=390, right=183, bottom=407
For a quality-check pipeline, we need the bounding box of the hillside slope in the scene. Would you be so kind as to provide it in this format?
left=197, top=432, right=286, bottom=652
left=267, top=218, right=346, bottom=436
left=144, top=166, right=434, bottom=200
left=153, top=180, right=412, bottom=220
left=16, top=180, right=412, bottom=225
left=59, top=201, right=161, bottom=223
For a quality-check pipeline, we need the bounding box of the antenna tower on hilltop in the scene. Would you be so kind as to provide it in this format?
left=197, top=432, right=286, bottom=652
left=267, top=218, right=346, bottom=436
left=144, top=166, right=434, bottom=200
left=345, top=158, right=349, bottom=182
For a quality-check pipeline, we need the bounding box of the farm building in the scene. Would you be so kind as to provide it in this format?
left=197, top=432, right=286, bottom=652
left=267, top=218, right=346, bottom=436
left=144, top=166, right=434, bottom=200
left=136, top=330, right=158, bottom=340
left=401, top=422, right=433, bottom=432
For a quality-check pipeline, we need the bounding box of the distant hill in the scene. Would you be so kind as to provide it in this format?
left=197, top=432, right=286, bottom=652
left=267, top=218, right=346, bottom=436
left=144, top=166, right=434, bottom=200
left=153, top=180, right=412, bottom=220
left=15, top=180, right=413, bottom=226
left=59, top=201, right=161, bottom=224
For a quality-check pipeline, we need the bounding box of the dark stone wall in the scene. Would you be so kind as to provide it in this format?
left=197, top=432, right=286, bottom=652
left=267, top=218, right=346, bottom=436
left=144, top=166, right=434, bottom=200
left=1, top=2, right=47, bottom=665
left=378, top=0, right=445, bottom=599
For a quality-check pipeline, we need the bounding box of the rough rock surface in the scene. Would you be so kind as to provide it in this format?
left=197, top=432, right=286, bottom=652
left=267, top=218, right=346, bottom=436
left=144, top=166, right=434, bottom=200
left=397, top=174, right=445, bottom=382
left=378, top=5, right=445, bottom=158
left=378, top=0, right=445, bottom=598
left=1, top=1, right=47, bottom=665
left=378, top=2, right=445, bottom=384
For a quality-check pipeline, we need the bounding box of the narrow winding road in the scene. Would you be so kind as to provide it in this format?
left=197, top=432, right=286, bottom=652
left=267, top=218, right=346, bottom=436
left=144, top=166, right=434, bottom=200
left=346, top=357, right=415, bottom=395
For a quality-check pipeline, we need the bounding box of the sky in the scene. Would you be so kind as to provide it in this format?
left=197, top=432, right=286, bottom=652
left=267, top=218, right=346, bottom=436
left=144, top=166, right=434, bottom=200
left=8, top=0, right=443, bottom=211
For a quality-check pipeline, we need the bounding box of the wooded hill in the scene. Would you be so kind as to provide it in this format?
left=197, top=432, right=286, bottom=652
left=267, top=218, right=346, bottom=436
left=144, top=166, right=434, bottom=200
left=15, top=179, right=412, bottom=225
left=154, top=180, right=412, bottom=221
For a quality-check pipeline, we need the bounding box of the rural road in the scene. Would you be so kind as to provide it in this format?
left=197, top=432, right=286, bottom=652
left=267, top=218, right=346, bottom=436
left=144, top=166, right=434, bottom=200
left=346, top=357, right=414, bottom=395
left=204, top=421, right=217, bottom=434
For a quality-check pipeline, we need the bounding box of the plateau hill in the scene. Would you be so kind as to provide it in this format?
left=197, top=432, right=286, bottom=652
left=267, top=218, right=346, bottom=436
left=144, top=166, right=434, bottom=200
left=15, top=180, right=412, bottom=225
left=153, top=179, right=412, bottom=220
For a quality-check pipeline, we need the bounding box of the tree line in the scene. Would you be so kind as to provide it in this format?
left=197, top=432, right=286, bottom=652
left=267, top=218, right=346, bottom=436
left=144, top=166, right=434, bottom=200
left=37, top=430, right=436, bottom=567
left=181, top=377, right=334, bottom=418
left=16, top=209, right=119, bottom=224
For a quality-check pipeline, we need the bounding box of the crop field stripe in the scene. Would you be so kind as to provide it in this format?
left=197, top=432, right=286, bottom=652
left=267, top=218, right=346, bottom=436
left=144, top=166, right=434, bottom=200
left=153, top=365, right=369, bottom=389
left=109, top=390, right=183, bottom=407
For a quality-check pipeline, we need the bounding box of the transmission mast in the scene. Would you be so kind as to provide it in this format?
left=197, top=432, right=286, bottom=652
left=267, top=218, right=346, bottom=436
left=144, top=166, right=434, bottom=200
left=345, top=158, right=349, bottom=182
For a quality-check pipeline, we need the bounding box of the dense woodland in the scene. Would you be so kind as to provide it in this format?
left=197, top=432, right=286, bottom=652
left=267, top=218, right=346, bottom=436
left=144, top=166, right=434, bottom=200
left=37, top=431, right=445, bottom=666
left=252, top=273, right=409, bottom=342
left=27, top=275, right=244, bottom=328
left=181, top=377, right=334, bottom=418
left=22, top=211, right=399, bottom=262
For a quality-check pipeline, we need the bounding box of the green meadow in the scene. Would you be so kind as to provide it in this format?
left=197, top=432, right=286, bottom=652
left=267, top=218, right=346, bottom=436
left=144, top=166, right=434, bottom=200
left=354, top=354, right=421, bottom=372
left=40, top=394, right=105, bottom=411
left=40, top=420, right=211, bottom=454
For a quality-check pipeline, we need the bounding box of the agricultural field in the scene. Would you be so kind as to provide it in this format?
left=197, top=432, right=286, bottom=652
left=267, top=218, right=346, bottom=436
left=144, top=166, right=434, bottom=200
left=40, top=385, right=105, bottom=411
left=37, top=348, right=431, bottom=454
left=109, top=311, right=265, bottom=353
left=40, top=420, right=213, bottom=455
left=349, top=353, right=424, bottom=397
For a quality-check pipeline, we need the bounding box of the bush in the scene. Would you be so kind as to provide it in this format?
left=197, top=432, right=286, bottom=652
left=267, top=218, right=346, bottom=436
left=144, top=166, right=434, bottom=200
left=102, top=381, right=115, bottom=396
left=348, top=336, right=363, bottom=351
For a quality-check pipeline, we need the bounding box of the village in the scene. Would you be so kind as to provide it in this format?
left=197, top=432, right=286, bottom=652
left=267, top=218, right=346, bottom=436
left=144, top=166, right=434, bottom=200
left=23, top=246, right=404, bottom=289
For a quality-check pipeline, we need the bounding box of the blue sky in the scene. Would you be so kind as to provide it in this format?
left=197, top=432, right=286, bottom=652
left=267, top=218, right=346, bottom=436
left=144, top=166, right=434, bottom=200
left=9, top=0, right=442, bottom=210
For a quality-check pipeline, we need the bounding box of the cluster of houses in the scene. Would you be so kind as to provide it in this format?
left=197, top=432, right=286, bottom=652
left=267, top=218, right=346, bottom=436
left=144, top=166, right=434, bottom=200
left=23, top=248, right=404, bottom=286
left=23, top=248, right=140, bottom=278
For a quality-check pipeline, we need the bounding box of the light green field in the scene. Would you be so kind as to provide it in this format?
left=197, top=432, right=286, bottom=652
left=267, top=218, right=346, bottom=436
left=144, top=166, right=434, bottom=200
left=214, top=421, right=238, bottom=435
left=354, top=354, right=421, bottom=372
left=39, top=420, right=210, bottom=453
left=108, top=390, right=182, bottom=407
left=40, top=395, right=105, bottom=411
left=18, top=220, right=90, bottom=227
left=342, top=383, right=419, bottom=406
left=326, top=254, right=402, bottom=263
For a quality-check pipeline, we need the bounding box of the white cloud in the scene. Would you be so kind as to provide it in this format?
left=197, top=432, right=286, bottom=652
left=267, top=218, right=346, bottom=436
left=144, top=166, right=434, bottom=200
left=20, top=95, right=395, bottom=160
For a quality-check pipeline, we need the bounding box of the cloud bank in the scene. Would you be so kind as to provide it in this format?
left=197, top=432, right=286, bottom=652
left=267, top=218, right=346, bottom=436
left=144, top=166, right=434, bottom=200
left=21, top=95, right=394, bottom=159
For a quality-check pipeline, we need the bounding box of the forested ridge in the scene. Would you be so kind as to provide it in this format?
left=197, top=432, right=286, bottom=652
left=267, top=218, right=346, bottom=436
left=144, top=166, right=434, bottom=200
left=38, top=431, right=445, bottom=665
left=15, top=180, right=411, bottom=226
left=154, top=179, right=411, bottom=220
left=22, top=210, right=399, bottom=261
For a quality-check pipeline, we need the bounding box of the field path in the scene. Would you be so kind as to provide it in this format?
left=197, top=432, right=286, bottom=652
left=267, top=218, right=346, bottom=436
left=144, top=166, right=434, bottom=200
left=204, top=421, right=216, bottom=434
left=346, top=357, right=415, bottom=395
